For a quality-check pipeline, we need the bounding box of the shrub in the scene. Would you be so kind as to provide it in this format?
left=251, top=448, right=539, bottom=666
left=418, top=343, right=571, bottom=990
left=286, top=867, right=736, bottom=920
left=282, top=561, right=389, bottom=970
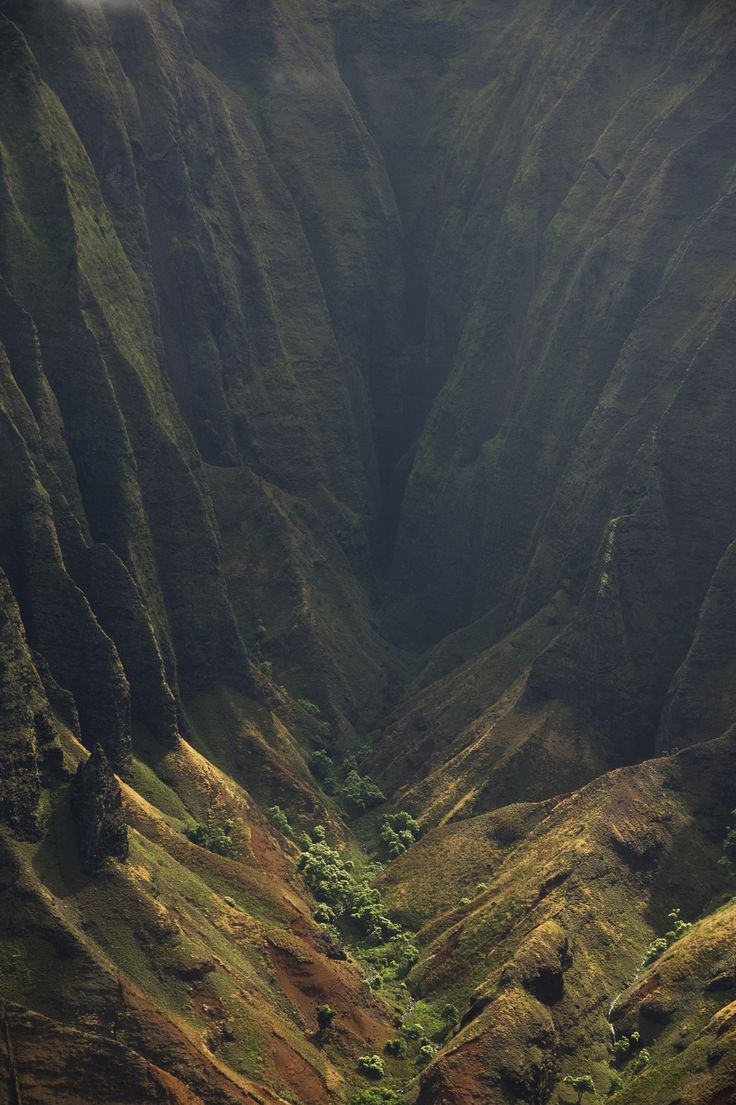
left=384, top=1037, right=407, bottom=1057
left=343, top=770, right=385, bottom=812
left=297, top=698, right=322, bottom=717
left=441, top=1002, right=459, bottom=1027
left=384, top=931, right=419, bottom=975
left=267, top=805, right=294, bottom=839
left=416, top=1044, right=434, bottom=1067
left=476, top=882, right=488, bottom=893
left=187, top=819, right=236, bottom=857
left=316, top=1004, right=336, bottom=1034
left=357, top=1054, right=385, bottom=1079
left=664, top=908, right=692, bottom=943
left=642, top=936, right=668, bottom=966
left=348, top=1090, right=401, bottom=1105
left=459, top=896, right=471, bottom=906
left=402, top=1023, right=424, bottom=1040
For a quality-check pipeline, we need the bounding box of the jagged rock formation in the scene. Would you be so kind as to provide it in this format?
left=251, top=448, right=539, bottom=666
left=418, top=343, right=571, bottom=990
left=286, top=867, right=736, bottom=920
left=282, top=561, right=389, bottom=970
left=72, top=745, right=129, bottom=875
left=0, top=2, right=735, bottom=1104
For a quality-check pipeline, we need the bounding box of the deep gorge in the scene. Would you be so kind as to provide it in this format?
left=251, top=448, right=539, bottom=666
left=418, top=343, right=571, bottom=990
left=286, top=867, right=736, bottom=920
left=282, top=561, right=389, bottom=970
left=1, top=2, right=736, bottom=1103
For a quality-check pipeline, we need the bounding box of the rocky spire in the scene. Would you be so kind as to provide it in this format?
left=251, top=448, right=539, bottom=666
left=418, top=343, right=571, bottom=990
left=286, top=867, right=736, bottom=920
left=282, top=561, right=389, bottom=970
left=71, top=745, right=128, bottom=876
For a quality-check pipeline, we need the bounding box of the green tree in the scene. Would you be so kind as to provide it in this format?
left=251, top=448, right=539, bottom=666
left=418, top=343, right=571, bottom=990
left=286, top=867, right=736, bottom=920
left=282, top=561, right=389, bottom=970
left=441, top=1002, right=459, bottom=1029
left=563, top=1074, right=596, bottom=1103
left=316, top=1003, right=336, bottom=1036
left=266, top=805, right=293, bottom=839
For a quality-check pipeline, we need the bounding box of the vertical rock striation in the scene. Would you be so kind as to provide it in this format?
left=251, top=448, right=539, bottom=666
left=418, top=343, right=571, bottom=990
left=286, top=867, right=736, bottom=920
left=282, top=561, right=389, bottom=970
left=71, top=745, right=129, bottom=876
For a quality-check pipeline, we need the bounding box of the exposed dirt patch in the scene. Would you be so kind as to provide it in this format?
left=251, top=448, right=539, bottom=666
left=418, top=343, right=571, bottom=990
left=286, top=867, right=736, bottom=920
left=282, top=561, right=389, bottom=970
left=270, top=1033, right=329, bottom=1105
left=267, top=940, right=388, bottom=1047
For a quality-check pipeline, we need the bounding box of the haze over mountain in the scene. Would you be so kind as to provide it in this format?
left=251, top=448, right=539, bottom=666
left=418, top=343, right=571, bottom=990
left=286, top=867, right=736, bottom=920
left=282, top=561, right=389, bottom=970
left=1, top=2, right=735, bottom=1103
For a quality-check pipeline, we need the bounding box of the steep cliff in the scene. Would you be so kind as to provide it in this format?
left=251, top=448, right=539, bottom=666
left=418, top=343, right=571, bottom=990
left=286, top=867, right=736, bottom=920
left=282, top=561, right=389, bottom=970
left=1, top=2, right=735, bottom=1104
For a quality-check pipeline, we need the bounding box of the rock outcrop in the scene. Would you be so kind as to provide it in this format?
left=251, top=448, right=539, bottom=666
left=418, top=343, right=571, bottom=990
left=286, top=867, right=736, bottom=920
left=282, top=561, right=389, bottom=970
left=71, top=746, right=129, bottom=876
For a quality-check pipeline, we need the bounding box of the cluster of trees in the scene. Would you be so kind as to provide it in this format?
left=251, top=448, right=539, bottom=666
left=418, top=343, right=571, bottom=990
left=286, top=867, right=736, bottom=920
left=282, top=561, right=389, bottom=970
left=610, top=1029, right=650, bottom=1080
left=642, top=907, right=692, bottom=966
left=298, top=828, right=400, bottom=944
left=379, top=811, right=420, bottom=858
left=343, top=770, right=385, bottom=811
left=307, top=748, right=386, bottom=811
left=187, top=818, right=237, bottom=857
left=297, top=826, right=422, bottom=983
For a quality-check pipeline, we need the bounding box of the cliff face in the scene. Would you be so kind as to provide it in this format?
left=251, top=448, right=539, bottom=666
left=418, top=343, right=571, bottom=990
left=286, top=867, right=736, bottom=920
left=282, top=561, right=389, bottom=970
left=2, top=0, right=735, bottom=812
left=1, top=2, right=735, bottom=1104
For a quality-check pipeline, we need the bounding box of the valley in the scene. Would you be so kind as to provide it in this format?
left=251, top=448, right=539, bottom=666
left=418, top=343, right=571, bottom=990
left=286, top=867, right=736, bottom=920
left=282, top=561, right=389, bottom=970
left=1, top=1, right=736, bottom=1103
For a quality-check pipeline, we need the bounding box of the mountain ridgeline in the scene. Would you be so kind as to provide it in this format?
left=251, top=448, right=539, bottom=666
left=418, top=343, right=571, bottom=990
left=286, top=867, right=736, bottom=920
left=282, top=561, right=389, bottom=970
left=1, top=2, right=736, bottom=1104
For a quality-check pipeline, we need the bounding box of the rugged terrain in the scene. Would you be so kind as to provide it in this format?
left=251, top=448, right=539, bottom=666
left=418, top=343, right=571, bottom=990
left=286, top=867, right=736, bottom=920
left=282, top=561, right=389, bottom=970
left=1, top=1, right=736, bottom=1103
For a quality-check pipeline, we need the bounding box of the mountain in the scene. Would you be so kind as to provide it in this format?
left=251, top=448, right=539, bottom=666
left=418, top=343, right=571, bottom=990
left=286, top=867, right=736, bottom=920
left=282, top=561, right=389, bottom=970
left=1, top=2, right=735, bottom=1103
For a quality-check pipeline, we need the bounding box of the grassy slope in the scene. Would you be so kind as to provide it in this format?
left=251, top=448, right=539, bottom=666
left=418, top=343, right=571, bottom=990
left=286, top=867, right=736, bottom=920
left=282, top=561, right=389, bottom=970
left=381, top=734, right=736, bottom=1103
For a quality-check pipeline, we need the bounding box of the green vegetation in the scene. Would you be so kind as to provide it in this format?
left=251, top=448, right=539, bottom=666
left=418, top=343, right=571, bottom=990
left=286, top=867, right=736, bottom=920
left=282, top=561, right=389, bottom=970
left=376, top=931, right=419, bottom=976
left=296, top=698, right=332, bottom=741
left=402, top=1022, right=424, bottom=1040
left=379, top=811, right=420, bottom=858
left=630, top=1048, right=650, bottom=1073
left=343, top=770, right=385, bottom=812
left=348, top=1090, right=400, bottom=1105
left=309, top=750, right=337, bottom=794
left=316, top=1003, right=336, bottom=1036
left=612, top=1031, right=640, bottom=1064
left=297, top=698, right=321, bottom=717
left=384, top=1037, right=407, bottom=1057
left=416, top=1043, right=434, bottom=1066
left=266, top=805, right=294, bottom=839
left=642, top=908, right=692, bottom=966
left=608, top=1072, right=624, bottom=1094
left=186, top=819, right=237, bottom=857
left=357, top=1054, right=385, bottom=1079
left=562, top=1074, right=596, bottom=1103
left=298, top=833, right=399, bottom=942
